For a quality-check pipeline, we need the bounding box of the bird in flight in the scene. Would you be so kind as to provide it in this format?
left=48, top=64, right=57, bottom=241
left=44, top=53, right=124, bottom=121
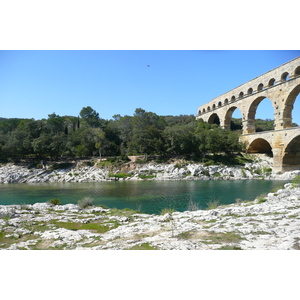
left=147, top=65, right=150, bottom=67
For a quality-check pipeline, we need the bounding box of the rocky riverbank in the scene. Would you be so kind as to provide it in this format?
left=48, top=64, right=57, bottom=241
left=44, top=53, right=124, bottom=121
left=0, top=154, right=299, bottom=183
left=1, top=182, right=300, bottom=250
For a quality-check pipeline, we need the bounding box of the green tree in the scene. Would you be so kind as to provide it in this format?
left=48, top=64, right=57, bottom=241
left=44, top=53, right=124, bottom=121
left=164, top=123, right=196, bottom=156
left=79, top=106, right=101, bottom=128
left=32, top=133, right=53, bottom=157
left=129, top=108, right=165, bottom=156
left=46, top=113, right=66, bottom=134
left=91, top=128, right=106, bottom=159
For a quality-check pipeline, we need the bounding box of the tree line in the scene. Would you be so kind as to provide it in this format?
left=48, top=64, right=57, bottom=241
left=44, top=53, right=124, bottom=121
left=0, top=106, right=273, bottom=162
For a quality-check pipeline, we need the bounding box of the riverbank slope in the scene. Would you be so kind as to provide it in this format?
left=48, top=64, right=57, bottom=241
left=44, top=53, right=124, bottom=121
left=0, top=154, right=299, bottom=183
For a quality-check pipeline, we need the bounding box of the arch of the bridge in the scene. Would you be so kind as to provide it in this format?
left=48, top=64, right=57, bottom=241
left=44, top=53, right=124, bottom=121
left=223, top=106, right=243, bottom=129
left=282, top=83, right=300, bottom=128
left=282, top=134, right=300, bottom=171
left=196, top=58, right=300, bottom=172
left=197, top=62, right=300, bottom=117
left=247, top=138, right=273, bottom=155
left=207, top=113, right=220, bottom=125
left=243, top=129, right=300, bottom=171
left=244, top=95, right=275, bottom=133
left=197, top=61, right=300, bottom=133
left=197, top=82, right=300, bottom=134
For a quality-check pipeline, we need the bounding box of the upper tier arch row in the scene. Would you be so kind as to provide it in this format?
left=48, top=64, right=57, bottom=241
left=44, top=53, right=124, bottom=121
left=197, top=57, right=300, bottom=115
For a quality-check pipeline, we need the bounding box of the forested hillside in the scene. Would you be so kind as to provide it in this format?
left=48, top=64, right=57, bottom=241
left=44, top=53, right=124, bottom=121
left=0, top=106, right=278, bottom=162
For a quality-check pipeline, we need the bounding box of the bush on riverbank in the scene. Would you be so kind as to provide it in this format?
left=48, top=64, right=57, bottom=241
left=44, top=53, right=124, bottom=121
left=78, top=197, right=94, bottom=209
left=292, top=175, right=300, bottom=186
left=49, top=198, right=61, bottom=206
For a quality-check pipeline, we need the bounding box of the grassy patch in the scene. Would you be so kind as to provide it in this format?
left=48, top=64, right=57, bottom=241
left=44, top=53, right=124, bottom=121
left=201, top=231, right=244, bottom=244
left=235, top=223, right=243, bottom=226
left=126, top=243, right=157, bottom=250
left=160, top=208, right=175, bottom=215
left=22, top=221, right=52, bottom=233
left=206, top=219, right=217, bottom=223
left=108, top=172, right=131, bottom=179
left=0, top=231, right=40, bottom=249
left=137, top=174, right=156, bottom=179
left=257, top=197, right=267, bottom=204
left=177, top=231, right=194, bottom=240
left=251, top=230, right=270, bottom=235
left=288, top=214, right=298, bottom=219
left=217, top=245, right=242, bottom=250
left=108, top=207, right=140, bottom=218
left=81, top=237, right=103, bottom=248
left=177, top=230, right=211, bottom=240
left=292, top=175, right=300, bottom=186
left=50, top=220, right=118, bottom=233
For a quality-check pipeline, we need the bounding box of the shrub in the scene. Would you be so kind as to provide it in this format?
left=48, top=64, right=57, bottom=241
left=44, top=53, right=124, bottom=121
left=78, top=197, right=94, bottom=209
left=257, top=197, right=267, bottom=204
left=203, top=160, right=216, bottom=167
left=108, top=173, right=131, bottom=179
left=202, top=169, right=210, bottom=177
left=292, top=175, right=300, bottom=185
left=50, top=163, right=74, bottom=170
left=207, top=200, right=220, bottom=209
left=205, top=196, right=220, bottom=209
left=235, top=198, right=242, bottom=205
left=254, top=168, right=262, bottom=175
left=262, top=166, right=272, bottom=174
left=138, top=174, right=156, bottom=179
left=49, top=198, right=61, bottom=206
left=174, top=163, right=182, bottom=169
left=187, top=199, right=199, bottom=211
left=160, top=207, right=175, bottom=215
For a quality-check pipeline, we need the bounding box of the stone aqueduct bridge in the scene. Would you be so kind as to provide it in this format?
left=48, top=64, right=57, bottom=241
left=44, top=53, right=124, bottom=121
left=196, top=57, right=300, bottom=173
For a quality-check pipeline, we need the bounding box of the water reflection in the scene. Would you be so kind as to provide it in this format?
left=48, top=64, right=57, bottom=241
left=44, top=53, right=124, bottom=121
left=0, top=180, right=288, bottom=214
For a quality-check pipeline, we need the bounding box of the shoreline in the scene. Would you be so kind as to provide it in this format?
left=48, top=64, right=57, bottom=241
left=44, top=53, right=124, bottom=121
left=1, top=182, right=300, bottom=250
left=1, top=154, right=299, bottom=249
left=1, top=154, right=299, bottom=184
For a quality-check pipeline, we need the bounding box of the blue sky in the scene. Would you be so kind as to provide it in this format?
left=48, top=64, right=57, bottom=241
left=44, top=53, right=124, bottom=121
left=1, top=50, right=300, bottom=124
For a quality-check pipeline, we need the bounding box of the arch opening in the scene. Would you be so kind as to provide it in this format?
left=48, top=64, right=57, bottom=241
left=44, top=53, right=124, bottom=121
left=247, top=88, right=253, bottom=95
left=224, top=98, right=229, bottom=105
left=208, top=113, right=220, bottom=126
left=294, top=66, right=300, bottom=77
left=231, top=96, right=236, bottom=103
left=239, top=92, right=244, bottom=99
left=257, top=83, right=264, bottom=91
left=282, top=135, right=300, bottom=171
left=268, top=78, right=276, bottom=87
left=281, top=72, right=290, bottom=82
left=224, top=106, right=243, bottom=130
left=293, top=94, right=300, bottom=126
left=283, top=83, right=300, bottom=128
left=247, top=97, right=274, bottom=133
left=218, top=101, right=222, bottom=107
left=247, top=138, right=273, bottom=156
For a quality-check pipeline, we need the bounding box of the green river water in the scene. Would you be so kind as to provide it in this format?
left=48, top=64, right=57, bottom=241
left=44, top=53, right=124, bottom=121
left=0, top=180, right=289, bottom=214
